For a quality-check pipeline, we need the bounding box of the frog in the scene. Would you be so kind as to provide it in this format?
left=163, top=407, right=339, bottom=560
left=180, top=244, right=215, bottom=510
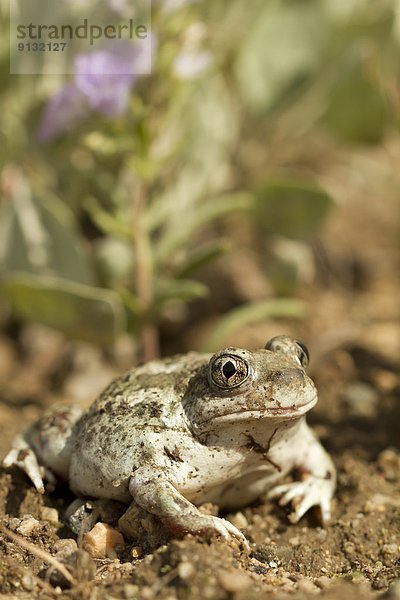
left=3, top=336, right=335, bottom=547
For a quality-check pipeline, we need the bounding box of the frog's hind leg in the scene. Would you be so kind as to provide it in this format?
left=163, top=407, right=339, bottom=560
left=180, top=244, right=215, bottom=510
left=3, top=404, right=83, bottom=493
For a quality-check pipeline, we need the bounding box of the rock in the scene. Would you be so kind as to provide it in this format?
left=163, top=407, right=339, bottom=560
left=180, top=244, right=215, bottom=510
left=178, top=562, right=195, bottom=580
left=124, top=585, right=140, bottom=598
left=218, top=569, right=253, bottom=592
left=227, top=512, right=248, bottom=530
left=118, top=502, right=169, bottom=548
left=82, top=522, right=124, bottom=559
left=15, top=516, right=40, bottom=536
left=296, top=578, right=319, bottom=594
left=315, top=575, right=332, bottom=589
left=40, top=506, right=59, bottom=524
left=21, top=573, right=36, bottom=591
left=382, top=543, right=399, bottom=555
left=363, top=493, right=390, bottom=513
left=130, top=546, right=142, bottom=559
left=373, top=369, right=398, bottom=392
left=377, top=448, right=400, bottom=481
left=52, top=538, right=78, bottom=559
left=341, top=382, right=378, bottom=418
left=289, top=536, right=301, bottom=546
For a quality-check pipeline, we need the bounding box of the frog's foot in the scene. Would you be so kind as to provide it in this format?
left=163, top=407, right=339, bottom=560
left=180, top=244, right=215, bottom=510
left=3, top=435, right=46, bottom=493
left=268, top=478, right=332, bottom=524
left=165, top=513, right=250, bottom=550
left=130, top=474, right=250, bottom=550
left=199, top=515, right=250, bottom=550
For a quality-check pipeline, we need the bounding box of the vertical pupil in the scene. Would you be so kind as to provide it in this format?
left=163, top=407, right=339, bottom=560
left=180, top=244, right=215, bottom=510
left=223, top=361, right=237, bottom=379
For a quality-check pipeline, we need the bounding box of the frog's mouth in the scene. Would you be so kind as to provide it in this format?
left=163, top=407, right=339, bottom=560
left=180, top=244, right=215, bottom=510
left=201, top=395, right=318, bottom=427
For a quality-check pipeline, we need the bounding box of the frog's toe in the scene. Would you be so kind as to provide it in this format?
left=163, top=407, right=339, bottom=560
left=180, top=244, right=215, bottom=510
left=3, top=436, right=45, bottom=494
left=288, top=484, right=332, bottom=524
left=277, top=483, right=306, bottom=507
left=210, top=517, right=250, bottom=550
left=319, top=497, right=331, bottom=524
left=220, top=518, right=250, bottom=549
left=267, top=482, right=297, bottom=502
left=269, top=480, right=332, bottom=525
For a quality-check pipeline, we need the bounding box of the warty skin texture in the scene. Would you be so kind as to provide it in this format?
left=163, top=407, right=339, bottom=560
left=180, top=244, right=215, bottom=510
left=3, top=336, right=336, bottom=547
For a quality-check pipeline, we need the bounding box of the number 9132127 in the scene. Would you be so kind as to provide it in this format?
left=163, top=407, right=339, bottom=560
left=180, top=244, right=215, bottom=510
left=18, top=42, right=67, bottom=51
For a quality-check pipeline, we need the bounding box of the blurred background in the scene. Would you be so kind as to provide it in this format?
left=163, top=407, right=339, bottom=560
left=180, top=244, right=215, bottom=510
left=0, top=0, right=398, bottom=408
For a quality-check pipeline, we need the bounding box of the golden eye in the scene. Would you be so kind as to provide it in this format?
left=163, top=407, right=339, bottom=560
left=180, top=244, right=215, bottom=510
left=209, top=354, right=249, bottom=389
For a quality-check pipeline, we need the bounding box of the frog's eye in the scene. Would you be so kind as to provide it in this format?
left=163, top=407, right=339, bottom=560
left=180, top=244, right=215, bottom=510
left=209, top=354, right=250, bottom=389
left=265, top=336, right=310, bottom=369
left=295, top=340, right=309, bottom=368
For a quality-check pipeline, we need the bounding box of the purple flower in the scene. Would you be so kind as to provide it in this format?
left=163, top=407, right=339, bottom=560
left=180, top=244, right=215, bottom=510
left=37, top=84, right=87, bottom=142
left=37, top=42, right=152, bottom=141
left=74, top=47, right=137, bottom=116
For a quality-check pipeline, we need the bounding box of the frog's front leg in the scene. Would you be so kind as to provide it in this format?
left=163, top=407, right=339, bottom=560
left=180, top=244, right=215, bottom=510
left=129, top=469, right=249, bottom=549
left=3, top=404, right=83, bottom=492
left=268, top=420, right=336, bottom=524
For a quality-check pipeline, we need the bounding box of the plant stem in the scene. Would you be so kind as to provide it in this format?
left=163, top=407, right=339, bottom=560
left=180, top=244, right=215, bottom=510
left=132, top=183, right=160, bottom=362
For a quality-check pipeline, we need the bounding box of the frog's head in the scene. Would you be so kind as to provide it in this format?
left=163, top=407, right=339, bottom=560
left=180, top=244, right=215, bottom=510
left=185, top=336, right=317, bottom=432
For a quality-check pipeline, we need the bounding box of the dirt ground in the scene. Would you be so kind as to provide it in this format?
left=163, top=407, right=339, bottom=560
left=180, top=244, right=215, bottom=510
left=0, top=147, right=399, bottom=599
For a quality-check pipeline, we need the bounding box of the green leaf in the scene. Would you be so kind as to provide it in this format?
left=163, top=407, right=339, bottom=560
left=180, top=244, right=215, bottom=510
left=145, top=75, right=241, bottom=237
left=176, top=240, right=230, bottom=279
left=155, top=192, right=253, bottom=262
left=83, top=196, right=132, bottom=240
left=155, top=278, right=209, bottom=306
left=235, top=0, right=329, bottom=112
left=3, top=273, right=127, bottom=345
left=323, top=47, right=387, bottom=143
left=0, top=186, right=95, bottom=284
left=253, top=180, right=332, bottom=239
left=202, top=299, right=306, bottom=352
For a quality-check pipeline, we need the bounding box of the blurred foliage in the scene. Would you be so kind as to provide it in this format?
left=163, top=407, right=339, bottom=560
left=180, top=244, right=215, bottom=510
left=0, top=0, right=399, bottom=353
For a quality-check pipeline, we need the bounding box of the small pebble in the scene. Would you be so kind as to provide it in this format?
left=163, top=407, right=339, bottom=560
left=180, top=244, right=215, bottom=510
left=218, top=569, right=253, bottom=592
left=382, top=543, right=399, bottom=555
left=315, top=575, right=332, bottom=589
left=8, top=518, right=22, bottom=532
left=130, top=546, right=142, bottom=559
left=363, top=493, right=390, bottom=513
left=377, top=448, right=400, bottom=481
left=342, top=382, right=378, bottom=418
left=289, top=536, right=300, bottom=546
left=178, top=562, right=195, bottom=580
left=40, top=507, right=59, bottom=524
left=82, top=522, right=124, bottom=559
left=21, top=574, right=36, bottom=591
left=297, top=578, right=318, bottom=594
left=269, top=561, right=277, bottom=568
left=124, top=585, right=140, bottom=598
left=373, top=369, right=398, bottom=392
left=16, top=516, right=40, bottom=537
left=140, top=587, right=154, bottom=600
left=52, top=538, right=78, bottom=558
left=227, top=512, right=248, bottom=529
